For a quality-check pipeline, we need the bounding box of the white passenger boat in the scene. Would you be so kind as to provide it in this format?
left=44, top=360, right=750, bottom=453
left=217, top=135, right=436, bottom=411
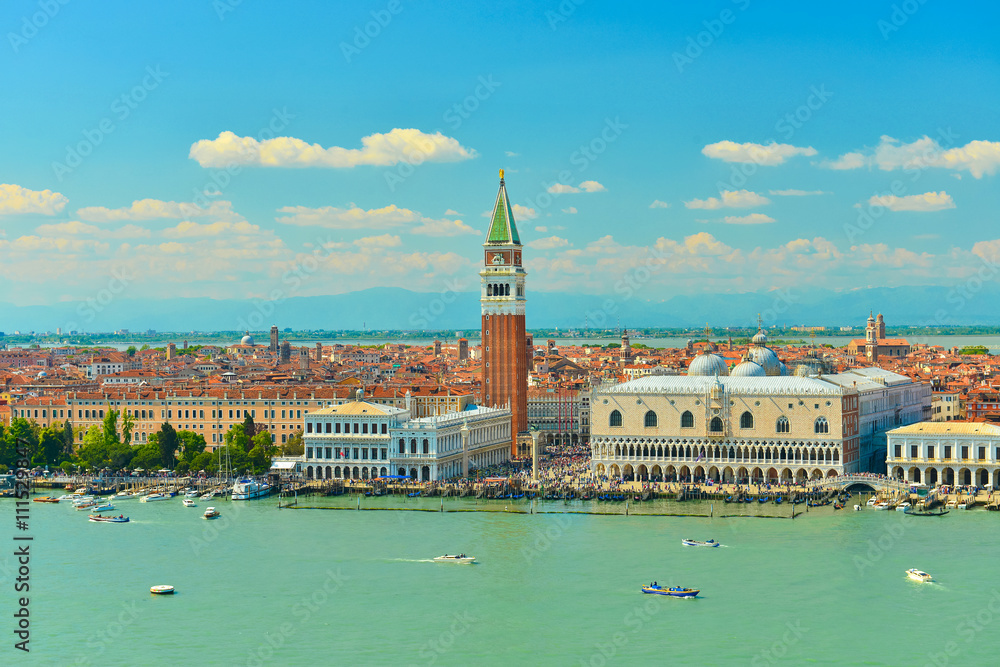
left=92, top=503, right=116, bottom=512
left=433, top=554, right=476, bottom=564
left=895, top=502, right=911, bottom=512
left=200, top=491, right=215, bottom=500
left=140, top=493, right=171, bottom=502
left=203, top=507, right=221, bottom=519
left=232, top=478, right=273, bottom=500
left=866, top=497, right=879, bottom=506
left=873, top=502, right=890, bottom=511
left=113, top=492, right=142, bottom=500
left=182, top=498, right=196, bottom=507
left=184, top=489, right=200, bottom=499
left=682, top=539, right=721, bottom=547
left=906, top=568, right=933, bottom=583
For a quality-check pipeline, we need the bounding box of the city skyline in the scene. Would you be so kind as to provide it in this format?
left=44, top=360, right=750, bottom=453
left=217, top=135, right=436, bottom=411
left=1, top=1, right=998, bottom=312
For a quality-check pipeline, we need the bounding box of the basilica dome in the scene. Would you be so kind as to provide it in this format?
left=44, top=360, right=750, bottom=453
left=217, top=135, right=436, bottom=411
left=240, top=333, right=255, bottom=346
left=688, top=352, right=729, bottom=377
left=731, top=357, right=766, bottom=377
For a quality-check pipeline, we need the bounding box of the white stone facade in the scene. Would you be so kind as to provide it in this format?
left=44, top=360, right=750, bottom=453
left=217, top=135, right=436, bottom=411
left=887, top=421, right=1000, bottom=487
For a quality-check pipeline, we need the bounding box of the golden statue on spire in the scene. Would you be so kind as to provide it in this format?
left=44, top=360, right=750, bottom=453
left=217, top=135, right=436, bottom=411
left=499, top=168, right=504, bottom=180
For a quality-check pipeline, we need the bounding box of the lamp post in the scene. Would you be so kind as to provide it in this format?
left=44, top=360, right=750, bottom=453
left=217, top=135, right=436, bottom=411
left=531, top=427, right=540, bottom=482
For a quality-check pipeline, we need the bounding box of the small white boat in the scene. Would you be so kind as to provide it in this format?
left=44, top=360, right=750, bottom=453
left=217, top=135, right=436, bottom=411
left=184, top=490, right=200, bottom=499
left=873, top=502, right=890, bottom=511
left=853, top=504, right=862, bottom=511
left=182, top=498, right=196, bottom=507
left=203, top=507, right=221, bottom=519
left=682, top=539, right=720, bottom=548
left=957, top=502, right=967, bottom=510
left=866, top=497, right=879, bottom=506
left=150, top=585, right=175, bottom=595
left=433, top=554, right=475, bottom=564
left=73, top=500, right=97, bottom=509
left=895, top=502, right=911, bottom=512
left=946, top=500, right=958, bottom=509
left=57, top=494, right=75, bottom=501
left=113, top=492, right=142, bottom=500
left=200, top=491, right=216, bottom=500
left=906, top=568, right=933, bottom=583
left=92, top=503, right=116, bottom=512
left=140, top=493, right=171, bottom=502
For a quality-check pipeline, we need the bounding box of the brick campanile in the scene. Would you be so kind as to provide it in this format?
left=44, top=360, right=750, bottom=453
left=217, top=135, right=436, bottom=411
left=481, top=169, right=528, bottom=457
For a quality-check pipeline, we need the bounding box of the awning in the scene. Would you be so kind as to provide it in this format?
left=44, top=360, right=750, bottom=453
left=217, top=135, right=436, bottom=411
left=270, top=461, right=297, bottom=470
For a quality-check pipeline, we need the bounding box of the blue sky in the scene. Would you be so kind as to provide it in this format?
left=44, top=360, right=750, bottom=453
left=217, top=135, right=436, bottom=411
left=1, top=0, right=998, bottom=308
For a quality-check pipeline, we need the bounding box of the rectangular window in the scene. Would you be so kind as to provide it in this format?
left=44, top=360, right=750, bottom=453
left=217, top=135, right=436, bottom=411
left=894, top=444, right=901, bottom=458
left=961, top=446, right=969, bottom=459
left=306, top=447, right=313, bottom=459
left=282, top=410, right=286, bottom=418
left=979, top=447, right=986, bottom=460
left=381, top=448, right=387, bottom=460
left=252, top=410, right=256, bottom=418
left=910, top=445, right=918, bottom=458
left=335, top=423, right=341, bottom=434
left=353, top=448, right=359, bottom=459
left=353, top=423, right=359, bottom=434
left=381, top=424, right=387, bottom=434
left=362, top=448, right=368, bottom=460
left=944, top=445, right=952, bottom=459
left=362, top=423, right=368, bottom=434
left=926, top=446, right=934, bottom=459
left=229, top=410, right=233, bottom=419
left=307, top=423, right=313, bottom=433
left=168, top=409, right=173, bottom=418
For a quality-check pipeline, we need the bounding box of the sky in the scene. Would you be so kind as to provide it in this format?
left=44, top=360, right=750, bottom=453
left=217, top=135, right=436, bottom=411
left=1, top=0, right=998, bottom=311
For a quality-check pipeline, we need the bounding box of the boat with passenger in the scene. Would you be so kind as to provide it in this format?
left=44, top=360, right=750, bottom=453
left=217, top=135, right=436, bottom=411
left=906, top=568, right=933, bottom=583
left=203, top=507, right=221, bottom=519
left=140, top=492, right=171, bottom=502
left=113, top=491, right=142, bottom=500
left=232, top=478, right=273, bottom=500
left=641, top=583, right=699, bottom=598
left=682, top=539, right=720, bottom=548
left=184, top=489, right=200, bottom=499
left=433, top=554, right=476, bottom=564
left=89, top=514, right=129, bottom=523
left=182, top=498, right=196, bottom=507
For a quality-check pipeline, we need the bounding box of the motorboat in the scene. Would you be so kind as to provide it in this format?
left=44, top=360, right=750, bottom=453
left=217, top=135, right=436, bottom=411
left=182, top=498, right=196, bottom=507
left=73, top=500, right=97, bottom=510
left=232, top=478, right=273, bottom=500
left=873, top=502, right=890, bottom=511
left=89, top=514, right=129, bottom=523
left=866, top=497, right=879, bottom=506
left=641, top=584, right=699, bottom=598
left=184, top=489, right=200, bottom=499
left=113, top=491, right=142, bottom=500
left=203, top=507, right=221, bottom=519
left=150, top=585, right=175, bottom=595
left=957, top=502, right=967, bottom=510
left=906, top=569, right=933, bottom=583
left=946, top=499, right=958, bottom=509
left=57, top=494, right=75, bottom=501
left=854, top=504, right=863, bottom=511
left=200, top=491, right=216, bottom=500
left=682, top=539, right=720, bottom=548
left=140, top=493, right=171, bottom=502
left=895, top=502, right=911, bottom=512
left=33, top=496, right=60, bottom=503
left=433, top=554, right=476, bottom=564
left=92, top=503, right=116, bottom=512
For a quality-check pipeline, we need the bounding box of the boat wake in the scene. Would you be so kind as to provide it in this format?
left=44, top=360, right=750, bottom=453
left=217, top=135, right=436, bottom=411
left=387, top=558, right=438, bottom=563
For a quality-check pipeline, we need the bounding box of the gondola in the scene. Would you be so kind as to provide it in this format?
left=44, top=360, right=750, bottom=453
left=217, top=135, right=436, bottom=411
left=903, top=507, right=949, bottom=517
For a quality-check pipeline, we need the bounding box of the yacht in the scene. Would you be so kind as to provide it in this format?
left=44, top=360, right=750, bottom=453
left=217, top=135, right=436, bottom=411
left=232, top=478, right=273, bottom=500
left=906, top=568, right=933, bottom=583
left=433, top=554, right=476, bottom=564
left=92, top=503, right=116, bottom=512
left=873, top=502, right=890, bottom=511
left=113, top=491, right=142, bottom=500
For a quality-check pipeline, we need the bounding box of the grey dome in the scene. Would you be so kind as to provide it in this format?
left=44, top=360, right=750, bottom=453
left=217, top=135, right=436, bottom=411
left=688, top=352, right=729, bottom=377
left=240, top=333, right=255, bottom=346
left=748, top=346, right=782, bottom=376
left=731, top=358, right=766, bottom=377
left=752, top=330, right=768, bottom=345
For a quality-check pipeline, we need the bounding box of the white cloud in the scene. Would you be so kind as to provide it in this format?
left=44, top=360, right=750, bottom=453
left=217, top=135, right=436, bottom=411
left=528, top=236, right=570, bottom=250
left=535, top=226, right=548, bottom=233
left=411, top=218, right=478, bottom=236
left=684, top=189, right=771, bottom=209
left=579, top=180, right=606, bottom=193
left=354, top=234, right=402, bottom=249
left=723, top=213, right=776, bottom=225
left=547, top=183, right=579, bottom=194
left=561, top=207, right=578, bottom=214
left=768, top=189, right=830, bottom=196
left=0, top=184, right=68, bottom=216
left=444, top=209, right=461, bottom=216
left=649, top=200, right=670, bottom=208
left=77, top=199, right=243, bottom=223
left=277, top=204, right=421, bottom=229
left=505, top=151, right=520, bottom=157
left=865, top=191, right=956, bottom=212
left=162, top=220, right=263, bottom=238
left=512, top=204, right=537, bottom=220
left=702, top=141, right=817, bottom=165
left=189, top=129, right=476, bottom=168
left=35, top=220, right=151, bottom=239
left=822, top=136, right=1000, bottom=178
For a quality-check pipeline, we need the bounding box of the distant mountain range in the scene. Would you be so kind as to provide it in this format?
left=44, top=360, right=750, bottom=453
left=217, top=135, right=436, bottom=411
left=3, top=284, right=998, bottom=332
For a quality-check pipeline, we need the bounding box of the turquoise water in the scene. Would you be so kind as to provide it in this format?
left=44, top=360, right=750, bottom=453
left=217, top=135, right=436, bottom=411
left=6, top=495, right=1000, bottom=666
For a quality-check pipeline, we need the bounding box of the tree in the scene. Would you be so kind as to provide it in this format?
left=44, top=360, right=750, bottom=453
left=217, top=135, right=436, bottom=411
left=248, top=431, right=278, bottom=474
left=61, top=419, right=75, bottom=459
left=177, top=430, right=207, bottom=463
left=126, top=345, right=137, bottom=356
left=224, top=423, right=251, bottom=453
left=131, top=443, right=161, bottom=471
left=121, top=412, right=135, bottom=446
left=37, top=427, right=64, bottom=467
left=60, top=461, right=75, bottom=476
left=242, top=413, right=257, bottom=439
left=76, top=425, right=108, bottom=470
left=959, top=345, right=989, bottom=356
left=156, top=423, right=178, bottom=469
left=190, top=452, right=214, bottom=474
left=102, top=409, right=121, bottom=447
left=282, top=429, right=304, bottom=456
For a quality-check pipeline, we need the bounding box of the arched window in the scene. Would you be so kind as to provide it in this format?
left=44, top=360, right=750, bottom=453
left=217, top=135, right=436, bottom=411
left=681, top=411, right=694, bottom=428
left=504, top=284, right=510, bottom=296
left=398, top=438, right=405, bottom=454
left=410, top=438, right=417, bottom=454
left=814, top=417, right=829, bottom=434
left=776, top=416, right=790, bottom=434
left=710, top=417, right=724, bottom=432
left=644, top=410, right=657, bottom=427
left=609, top=410, right=623, bottom=427
left=422, top=439, right=429, bottom=454
left=486, top=284, right=492, bottom=296
left=740, top=411, right=753, bottom=429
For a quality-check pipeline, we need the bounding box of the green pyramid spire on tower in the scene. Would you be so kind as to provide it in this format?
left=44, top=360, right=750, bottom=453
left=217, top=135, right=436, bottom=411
left=486, top=169, right=520, bottom=245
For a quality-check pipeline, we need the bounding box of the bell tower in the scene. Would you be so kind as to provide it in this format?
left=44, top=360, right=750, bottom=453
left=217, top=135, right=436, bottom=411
left=481, top=169, right=528, bottom=457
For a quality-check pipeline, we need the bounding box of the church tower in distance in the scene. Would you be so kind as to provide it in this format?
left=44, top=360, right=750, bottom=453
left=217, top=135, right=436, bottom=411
left=480, top=170, right=528, bottom=457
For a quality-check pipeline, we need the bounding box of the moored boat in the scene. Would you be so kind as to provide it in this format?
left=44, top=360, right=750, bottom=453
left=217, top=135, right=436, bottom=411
left=140, top=493, right=171, bottom=502
left=906, top=568, right=933, bottom=583
left=433, top=554, right=475, bottom=564
left=641, top=584, right=699, bottom=598
left=232, top=478, right=273, bottom=500
left=904, top=507, right=949, bottom=517
left=682, top=539, right=720, bottom=547
left=184, top=489, right=200, bottom=499
left=73, top=500, right=97, bottom=510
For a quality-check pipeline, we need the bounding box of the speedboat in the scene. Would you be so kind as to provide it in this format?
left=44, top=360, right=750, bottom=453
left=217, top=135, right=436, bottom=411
left=641, top=584, right=699, bottom=598
left=113, top=491, right=142, bottom=500
left=866, top=497, right=879, bottom=506
left=682, top=539, right=720, bottom=548
left=200, top=491, right=216, bottom=500
left=906, top=568, right=933, bottom=583
left=89, top=514, right=129, bottom=523
left=73, top=500, right=97, bottom=510
left=140, top=493, right=171, bottom=502
left=433, top=554, right=476, bottom=564
left=182, top=498, right=196, bottom=507
left=203, top=507, right=221, bottom=519
left=184, top=489, right=200, bottom=499
left=33, top=496, right=60, bottom=503
left=92, top=503, right=116, bottom=512
left=957, top=502, right=967, bottom=510
left=150, top=585, right=175, bottom=595
left=57, top=494, right=75, bottom=501
left=232, top=478, right=273, bottom=500
left=895, top=502, right=911, bottom=512
left=873, top=502, right=890, bottom=511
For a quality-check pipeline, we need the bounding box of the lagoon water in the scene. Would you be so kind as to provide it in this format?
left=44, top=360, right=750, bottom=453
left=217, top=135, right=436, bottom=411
left=9, top=494, right=1000, bottom=666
